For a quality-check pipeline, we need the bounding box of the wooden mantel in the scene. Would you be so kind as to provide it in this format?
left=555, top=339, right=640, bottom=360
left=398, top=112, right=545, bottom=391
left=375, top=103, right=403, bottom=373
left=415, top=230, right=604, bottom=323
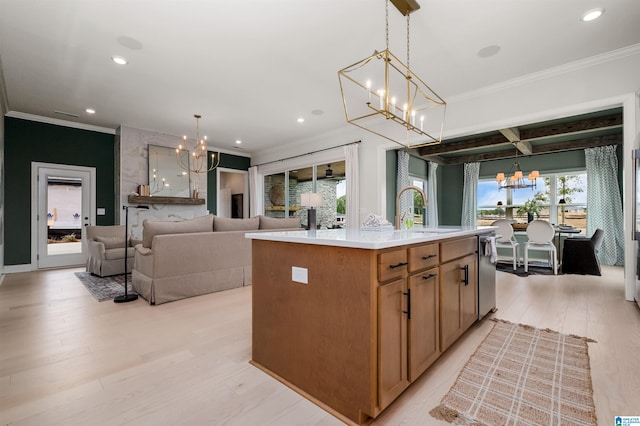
left=127, top=195, right=205, bottom=205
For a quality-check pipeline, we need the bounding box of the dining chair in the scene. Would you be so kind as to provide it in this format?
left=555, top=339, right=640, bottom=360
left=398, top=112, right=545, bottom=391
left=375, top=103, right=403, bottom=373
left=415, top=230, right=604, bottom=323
left=491, top=219, right=519, bottom=270
left=561, top=229, right=604, bottom=275
left=524, top=220, right=557, bottom=274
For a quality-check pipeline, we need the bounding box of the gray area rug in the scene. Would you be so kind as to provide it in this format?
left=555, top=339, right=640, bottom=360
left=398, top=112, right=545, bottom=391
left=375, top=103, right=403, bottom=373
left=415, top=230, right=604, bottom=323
left=74, top=272, right=136, bottom=302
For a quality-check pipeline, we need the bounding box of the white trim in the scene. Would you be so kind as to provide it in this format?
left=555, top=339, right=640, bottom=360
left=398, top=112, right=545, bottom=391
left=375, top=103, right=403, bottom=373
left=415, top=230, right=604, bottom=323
left=622, top=93, right=638, bottom=302
left=3, top=264, right=33, bottom=274
left=0, top=56, right=9, bottom=115
left=210, top=147, right=252, bottom=159
left=7, top=111, right=116, bottom=134
left=448, top=44, right=640, bottom=104
left=216, top=167, right=249, bottom=218
left=31, top=162, right=97, bottom=270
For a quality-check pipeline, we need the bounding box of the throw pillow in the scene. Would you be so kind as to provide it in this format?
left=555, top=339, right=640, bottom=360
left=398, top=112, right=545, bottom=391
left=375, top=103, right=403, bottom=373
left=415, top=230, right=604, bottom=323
left=258, top=215, right=301, bottom=230
left=214, top=216, right=259, bottom=232
left=95, top=235, right=126, bottom=249
left=142, top=214, right=214, bottom=248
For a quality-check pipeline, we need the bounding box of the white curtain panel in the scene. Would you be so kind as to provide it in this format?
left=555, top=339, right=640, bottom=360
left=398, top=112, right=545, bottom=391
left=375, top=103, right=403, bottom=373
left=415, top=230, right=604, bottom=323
left=344, top=143, right=360, bottom=228
left=248, top=166, right=262, bottom=217
left=427, top=161, right=439, bottom=227
left=584, top=145, right=624, bottom=265
left=461, top=162, right=480, bottom=226
left=397, top=150, right=411, bottom=226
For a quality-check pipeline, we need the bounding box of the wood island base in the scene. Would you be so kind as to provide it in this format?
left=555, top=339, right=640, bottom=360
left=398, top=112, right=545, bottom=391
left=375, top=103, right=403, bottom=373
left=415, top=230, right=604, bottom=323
left=249, top=229, right=488, bottom=424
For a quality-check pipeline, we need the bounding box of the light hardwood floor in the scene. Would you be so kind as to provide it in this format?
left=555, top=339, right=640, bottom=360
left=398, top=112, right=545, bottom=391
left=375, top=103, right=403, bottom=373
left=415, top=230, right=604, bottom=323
left=1, top=265, right=639, bottom=425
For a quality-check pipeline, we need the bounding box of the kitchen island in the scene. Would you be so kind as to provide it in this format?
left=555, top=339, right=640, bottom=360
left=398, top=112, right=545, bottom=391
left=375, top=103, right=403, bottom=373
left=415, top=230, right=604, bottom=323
left=246, top=226, right=495, bottom=425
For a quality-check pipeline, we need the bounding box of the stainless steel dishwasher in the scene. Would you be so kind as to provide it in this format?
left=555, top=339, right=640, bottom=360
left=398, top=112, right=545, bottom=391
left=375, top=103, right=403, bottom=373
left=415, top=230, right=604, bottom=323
left=478, top=233, right=497, bottom=319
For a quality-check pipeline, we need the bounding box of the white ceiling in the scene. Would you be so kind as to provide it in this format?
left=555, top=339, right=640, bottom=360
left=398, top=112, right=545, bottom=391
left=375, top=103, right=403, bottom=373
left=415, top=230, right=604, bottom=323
left=1, top=0, right=639, bottom=155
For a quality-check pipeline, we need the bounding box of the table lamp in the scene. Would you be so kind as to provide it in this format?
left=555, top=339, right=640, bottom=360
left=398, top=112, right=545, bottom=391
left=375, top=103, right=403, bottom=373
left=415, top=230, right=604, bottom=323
left=301, top=192, right=322, bottom=230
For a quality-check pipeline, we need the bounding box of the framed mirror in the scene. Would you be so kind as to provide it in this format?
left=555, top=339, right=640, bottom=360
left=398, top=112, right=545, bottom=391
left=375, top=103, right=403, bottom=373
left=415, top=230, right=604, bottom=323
left=148, top=145, right=190, bottom=197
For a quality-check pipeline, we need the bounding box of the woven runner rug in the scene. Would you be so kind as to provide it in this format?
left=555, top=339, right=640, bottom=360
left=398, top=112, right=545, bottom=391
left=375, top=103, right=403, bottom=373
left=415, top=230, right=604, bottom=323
left=430, top=319, right=597, bottom=425
left=74, top=272, right=135, bottom=302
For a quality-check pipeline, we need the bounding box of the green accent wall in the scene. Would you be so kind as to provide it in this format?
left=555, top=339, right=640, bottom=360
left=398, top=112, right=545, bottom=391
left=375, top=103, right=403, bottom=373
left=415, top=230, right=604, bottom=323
left=438, top=164, right=464, bottom=225
left=4, top=117, right=115, bottom=265
left=206, top=152, right=251, bottom=214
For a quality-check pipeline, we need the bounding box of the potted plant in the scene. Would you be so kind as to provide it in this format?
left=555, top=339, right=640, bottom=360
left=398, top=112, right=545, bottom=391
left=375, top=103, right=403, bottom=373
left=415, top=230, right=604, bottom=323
left=517, top=199, right=542, bottom=222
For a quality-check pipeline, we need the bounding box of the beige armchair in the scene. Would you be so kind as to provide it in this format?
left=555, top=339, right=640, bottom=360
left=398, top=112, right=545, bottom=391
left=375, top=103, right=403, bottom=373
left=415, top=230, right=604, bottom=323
left=86, top=225, right=135, bottom=277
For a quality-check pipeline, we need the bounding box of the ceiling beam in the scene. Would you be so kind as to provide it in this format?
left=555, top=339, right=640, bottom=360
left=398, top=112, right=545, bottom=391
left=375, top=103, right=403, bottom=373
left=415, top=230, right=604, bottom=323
left=519, top=113, right=622, bottom=140
left=416, top=134, right=509, bottom=156
left=436, top=134, right=622, bottom=165
left=514, top=140, right=533, bottom=155
left=498, top=127, right=520, bottom=142
left=416, top=112, right=623, bottom=159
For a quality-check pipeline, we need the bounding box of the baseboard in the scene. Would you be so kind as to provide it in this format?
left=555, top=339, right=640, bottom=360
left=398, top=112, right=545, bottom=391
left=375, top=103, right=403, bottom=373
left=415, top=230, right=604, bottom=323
left=3, top=264, right=34, bottom=274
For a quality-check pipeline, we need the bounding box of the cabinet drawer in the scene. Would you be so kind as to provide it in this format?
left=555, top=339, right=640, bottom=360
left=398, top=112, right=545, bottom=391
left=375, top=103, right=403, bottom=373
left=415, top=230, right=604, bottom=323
left=378, top=249, right=408, bottom=282
left=408, top=243, right=439, bottom=273
left=440, top=236, right=477, bottom=263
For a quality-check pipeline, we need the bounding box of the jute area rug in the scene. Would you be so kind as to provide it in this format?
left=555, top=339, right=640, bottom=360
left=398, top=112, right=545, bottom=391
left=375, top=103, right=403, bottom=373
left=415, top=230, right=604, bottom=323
left=74, top=272, right=135, bottom=302
left=430, top=319, right=597, bottom=426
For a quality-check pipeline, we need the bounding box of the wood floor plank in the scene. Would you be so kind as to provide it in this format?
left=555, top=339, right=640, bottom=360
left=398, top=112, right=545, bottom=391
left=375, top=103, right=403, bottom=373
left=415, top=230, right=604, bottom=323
left=1, top=265, right=639, bottom=425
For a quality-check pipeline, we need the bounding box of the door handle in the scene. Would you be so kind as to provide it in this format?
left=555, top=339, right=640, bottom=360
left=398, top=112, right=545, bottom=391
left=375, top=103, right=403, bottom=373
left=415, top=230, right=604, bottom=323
left=461, top=265, right=469, bottom=286
left=403, top=289, right=411, bottom=319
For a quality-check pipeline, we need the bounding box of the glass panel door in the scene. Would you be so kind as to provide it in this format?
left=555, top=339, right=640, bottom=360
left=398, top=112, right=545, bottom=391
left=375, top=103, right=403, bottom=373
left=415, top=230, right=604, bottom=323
left=36, top=165, right=94, bottom=268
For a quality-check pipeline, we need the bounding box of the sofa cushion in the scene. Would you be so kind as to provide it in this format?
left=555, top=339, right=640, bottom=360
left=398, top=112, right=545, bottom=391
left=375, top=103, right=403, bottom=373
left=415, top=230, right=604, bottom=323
left=95, top=235, right=126, bottom=249
left=259, top=215, right=301, bottom=230
left=143, top=215, right=214, bottom=248
left=214, top=216, right=259, bottom=232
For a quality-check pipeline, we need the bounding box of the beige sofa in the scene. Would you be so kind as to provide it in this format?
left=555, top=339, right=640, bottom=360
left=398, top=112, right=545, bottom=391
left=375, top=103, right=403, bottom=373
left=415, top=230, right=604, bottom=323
left=86, top=225, right=137, bottom=277
left=132, top=215, right=301, bottom=305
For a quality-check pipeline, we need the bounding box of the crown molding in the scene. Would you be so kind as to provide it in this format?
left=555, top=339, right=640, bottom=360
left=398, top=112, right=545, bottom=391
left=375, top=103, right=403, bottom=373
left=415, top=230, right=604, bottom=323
left=448, top=43, right=640, bottom=104
left=5, top=111, right=116, bottom=134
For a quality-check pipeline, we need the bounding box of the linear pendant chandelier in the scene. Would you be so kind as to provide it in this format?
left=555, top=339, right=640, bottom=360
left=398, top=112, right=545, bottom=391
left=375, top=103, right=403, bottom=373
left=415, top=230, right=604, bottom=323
left=338, top=0, right=446, bottom=148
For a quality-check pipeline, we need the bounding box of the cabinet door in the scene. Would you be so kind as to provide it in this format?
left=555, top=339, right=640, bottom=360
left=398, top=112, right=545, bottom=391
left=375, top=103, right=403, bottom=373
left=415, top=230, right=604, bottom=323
left=378, top=278, right=409, bottom=410
left=460, top=253, right=478, bottom=331
left=439, top=260, right=462, bottom=352
left=407, top=267, right=440, bottom=382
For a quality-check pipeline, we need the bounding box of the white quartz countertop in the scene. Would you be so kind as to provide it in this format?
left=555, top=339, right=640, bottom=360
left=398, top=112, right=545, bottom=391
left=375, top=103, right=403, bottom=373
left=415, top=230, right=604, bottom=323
left=246, top=226, right=497, bottom=250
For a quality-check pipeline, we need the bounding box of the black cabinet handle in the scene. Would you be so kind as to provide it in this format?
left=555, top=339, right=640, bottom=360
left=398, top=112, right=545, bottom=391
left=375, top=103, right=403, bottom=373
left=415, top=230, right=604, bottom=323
left=389, top=262, right=408, bottom=269
left=403, top=289, right=411, bottom=319
left=461, top=265, right=469, bottom=286
left=422, top=273, right=438, bottom=280
left=422, top=254, right=437, bottom=260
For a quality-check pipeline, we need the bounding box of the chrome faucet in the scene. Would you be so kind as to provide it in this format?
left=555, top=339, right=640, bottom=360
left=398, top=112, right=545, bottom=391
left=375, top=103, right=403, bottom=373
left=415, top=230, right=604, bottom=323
left=396, top=185, right=427, bottom=229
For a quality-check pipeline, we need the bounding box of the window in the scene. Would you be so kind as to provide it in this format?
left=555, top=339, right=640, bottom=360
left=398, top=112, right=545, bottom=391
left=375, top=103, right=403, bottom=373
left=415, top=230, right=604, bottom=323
left=410, top=178, right=426, bottom=224
left=477, top=172, right=587, bottom=233
left=263, top=160, right=347, bottom=229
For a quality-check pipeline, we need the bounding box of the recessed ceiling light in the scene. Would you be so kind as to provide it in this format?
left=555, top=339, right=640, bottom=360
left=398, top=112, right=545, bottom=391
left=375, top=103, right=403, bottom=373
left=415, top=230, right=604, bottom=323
left=85, top=108, right=96, bottom=114
left=112, top=56, right=128, bottom=65
left=581, top=8, right=604, bottom=22
left=235, top=140, right=242, bottom=144
left=297, top=118, right=305, bottom=123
